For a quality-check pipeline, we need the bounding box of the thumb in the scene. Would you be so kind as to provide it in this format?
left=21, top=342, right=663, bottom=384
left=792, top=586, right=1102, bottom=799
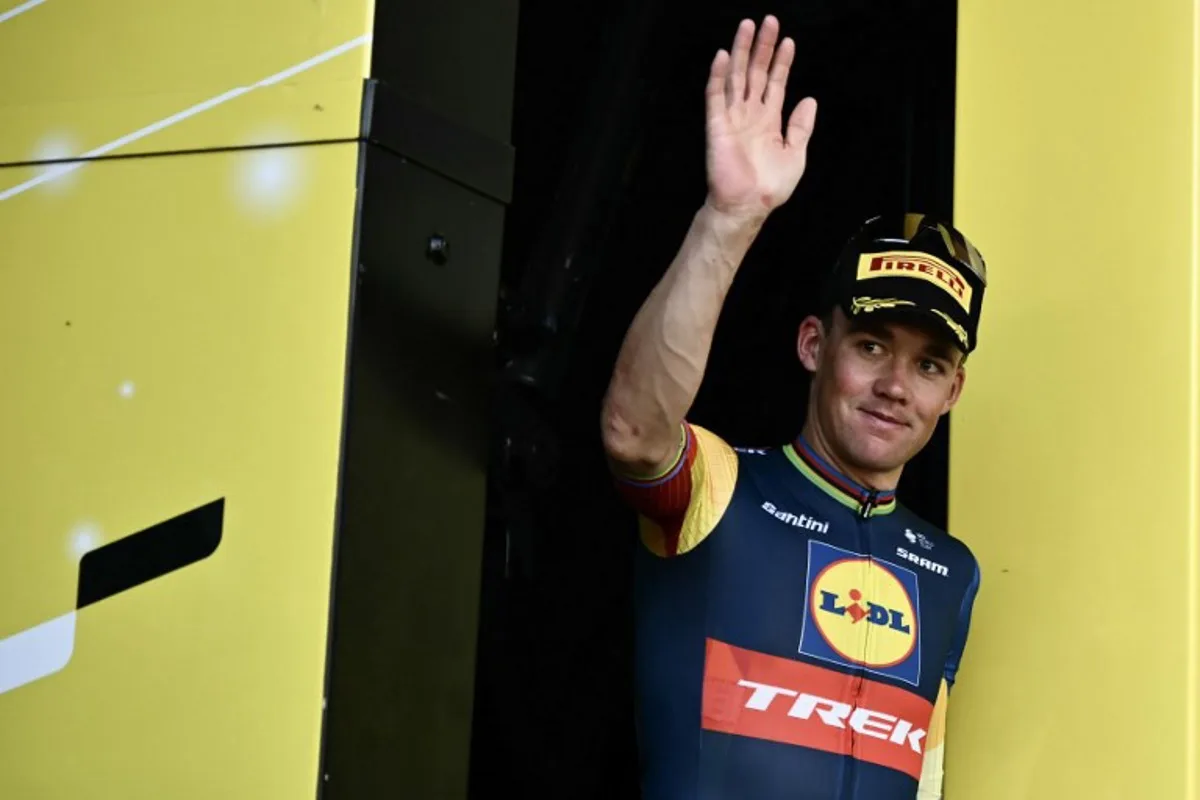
left=785, top=97, right=818, bottom=151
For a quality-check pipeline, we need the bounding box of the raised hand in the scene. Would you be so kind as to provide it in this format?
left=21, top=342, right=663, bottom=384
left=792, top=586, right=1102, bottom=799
left=704, top=15, right=818, bottom=220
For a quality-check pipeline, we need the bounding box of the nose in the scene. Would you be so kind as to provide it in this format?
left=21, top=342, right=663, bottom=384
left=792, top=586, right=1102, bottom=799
left=873, top=361, right=910, bottom=403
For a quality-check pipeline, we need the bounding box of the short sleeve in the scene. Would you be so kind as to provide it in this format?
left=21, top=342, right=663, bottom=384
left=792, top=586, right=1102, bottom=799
left=610, top=423, right=738, bottom=557
left=944, top=560, right=981, bottom=687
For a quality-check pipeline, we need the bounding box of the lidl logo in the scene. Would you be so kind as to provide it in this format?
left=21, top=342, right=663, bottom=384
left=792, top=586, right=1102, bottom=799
left=798, top=540, right=921, bottom=685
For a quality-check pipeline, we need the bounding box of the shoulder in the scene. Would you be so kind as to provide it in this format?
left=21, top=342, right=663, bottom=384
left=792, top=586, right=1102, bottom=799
left=891, top=505, right=981, bottom=585
left=892, top=505, right=974, bottom=556
left=616, top=422, right=743, bottom=558
left=690, top=423, right=739, bottom=459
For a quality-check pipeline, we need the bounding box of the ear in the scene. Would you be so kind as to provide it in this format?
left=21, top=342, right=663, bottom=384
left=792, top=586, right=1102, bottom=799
left=796, top=315, right=825, bottom=373
left=940, top=363, right=967, bottom=415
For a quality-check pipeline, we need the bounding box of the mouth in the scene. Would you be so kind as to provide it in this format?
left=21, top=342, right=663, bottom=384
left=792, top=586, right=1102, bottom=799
left=859, top=408, right=909, bottom=428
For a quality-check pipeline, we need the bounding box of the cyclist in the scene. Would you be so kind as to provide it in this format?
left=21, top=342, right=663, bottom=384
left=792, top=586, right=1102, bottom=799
left=600, top=14, right=988, bottom=800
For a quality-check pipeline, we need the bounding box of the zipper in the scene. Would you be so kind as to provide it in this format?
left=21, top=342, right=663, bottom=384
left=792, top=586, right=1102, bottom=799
left=840, top=492, right=879, bottom=798
left=858, top=489, right=879, bottom=520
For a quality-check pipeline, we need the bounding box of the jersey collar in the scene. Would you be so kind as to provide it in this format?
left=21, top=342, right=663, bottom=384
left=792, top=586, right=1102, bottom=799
left=783, top=436, right=898, bottom=517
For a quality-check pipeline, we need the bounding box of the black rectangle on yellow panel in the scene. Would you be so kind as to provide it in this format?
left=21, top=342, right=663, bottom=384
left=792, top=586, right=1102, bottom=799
left=318, top=143, right=507, bottom=798
left=0, top=140, right=360, bottom=799
left=0, top=0, right=373, bottom=166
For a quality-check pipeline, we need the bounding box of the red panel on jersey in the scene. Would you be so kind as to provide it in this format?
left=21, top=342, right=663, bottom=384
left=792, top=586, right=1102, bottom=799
left=701, top=639, right=934, bottom=781
left=612, top=424, right=697, bottom=555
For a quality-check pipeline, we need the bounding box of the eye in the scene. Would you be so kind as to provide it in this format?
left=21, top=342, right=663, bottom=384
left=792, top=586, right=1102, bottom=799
left=919, top=358, right=946, bottom=375
left=859, top=340, right=883, bottom=355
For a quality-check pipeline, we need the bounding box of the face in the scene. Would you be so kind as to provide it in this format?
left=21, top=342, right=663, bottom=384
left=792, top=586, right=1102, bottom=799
left=796, top=307, right=966, bottom=480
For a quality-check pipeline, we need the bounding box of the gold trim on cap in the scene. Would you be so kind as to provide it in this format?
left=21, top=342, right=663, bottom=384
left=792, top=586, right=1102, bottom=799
left=930, top=309, right=970, bottom=348
left=850, top=297, right=917, bottom=315
left=850, top=297, right=971, bottom=350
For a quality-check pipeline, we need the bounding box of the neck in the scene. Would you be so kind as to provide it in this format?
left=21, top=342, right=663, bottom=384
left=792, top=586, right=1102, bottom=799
left=799, top=416, right=903, bottom=493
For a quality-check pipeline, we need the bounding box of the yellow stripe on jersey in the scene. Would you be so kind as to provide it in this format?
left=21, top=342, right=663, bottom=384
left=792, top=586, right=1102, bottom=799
left=639, top=425, right=738, bottom=557
left=916, top=678, right=949, bottom=799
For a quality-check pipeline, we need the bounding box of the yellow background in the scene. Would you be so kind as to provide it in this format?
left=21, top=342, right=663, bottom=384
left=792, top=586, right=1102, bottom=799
left=0, top=141, right=360, bottom=798
left=0, top=0, right=374, bottom=163
left=0, top=1, right=373, bottom=795
left=950, top=0, right=1199, bottom=797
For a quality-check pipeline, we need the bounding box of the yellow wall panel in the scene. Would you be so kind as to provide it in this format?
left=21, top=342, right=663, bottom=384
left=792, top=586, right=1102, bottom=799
left=951, top=0, right=1198, bottom=797
left=0, top=0, right=374, bottom=163
left=0, top=141, right=359, bottom=798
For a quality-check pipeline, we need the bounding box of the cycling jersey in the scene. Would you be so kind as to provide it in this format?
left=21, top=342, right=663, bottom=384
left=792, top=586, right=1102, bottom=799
left=614, top=423, right=981, bottom=800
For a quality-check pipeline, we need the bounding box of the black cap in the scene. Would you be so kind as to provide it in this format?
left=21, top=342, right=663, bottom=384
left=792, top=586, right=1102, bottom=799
left=821, top=213, right=988, bottom=353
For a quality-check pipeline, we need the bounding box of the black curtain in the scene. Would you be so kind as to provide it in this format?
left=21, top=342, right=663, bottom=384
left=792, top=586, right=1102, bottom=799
left=470, top=0, right=957, bottom=796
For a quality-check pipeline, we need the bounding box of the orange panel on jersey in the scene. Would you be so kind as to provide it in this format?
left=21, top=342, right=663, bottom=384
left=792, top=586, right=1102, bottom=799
left=701, top=639, right=934, bottom=781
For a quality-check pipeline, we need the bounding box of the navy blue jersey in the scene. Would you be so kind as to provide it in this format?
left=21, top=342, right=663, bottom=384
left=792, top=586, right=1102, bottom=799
left=614, top=424, right=980, bottom=800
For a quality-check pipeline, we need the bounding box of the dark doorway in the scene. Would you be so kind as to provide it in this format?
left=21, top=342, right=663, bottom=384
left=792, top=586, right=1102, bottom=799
left=470, top=0, right=957, bottom=796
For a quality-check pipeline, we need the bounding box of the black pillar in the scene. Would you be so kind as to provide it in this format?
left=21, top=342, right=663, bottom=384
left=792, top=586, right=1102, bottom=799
left=317, top=2, right=520, bottom=797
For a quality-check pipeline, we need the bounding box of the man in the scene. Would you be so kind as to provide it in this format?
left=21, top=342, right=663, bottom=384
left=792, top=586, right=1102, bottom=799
left=599, top=14, right=987, bottom=800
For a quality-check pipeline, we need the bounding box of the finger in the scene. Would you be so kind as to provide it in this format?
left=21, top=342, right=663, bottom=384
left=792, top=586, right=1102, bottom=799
left=706, top=49, right=730, bottom=127
left=786, top=96, right=818, bottom=150
left=764, top=36, right=795, bottom=112
left=727, top=19, right=755, bottom=105
left=747, top=15, right=780, bottom=103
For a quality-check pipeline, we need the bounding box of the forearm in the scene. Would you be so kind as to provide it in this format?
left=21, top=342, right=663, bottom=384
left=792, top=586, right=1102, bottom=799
left=601, top=202, right=764, bottom=473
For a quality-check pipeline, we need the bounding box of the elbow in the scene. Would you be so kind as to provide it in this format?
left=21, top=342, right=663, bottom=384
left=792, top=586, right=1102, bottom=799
left=599, top=401, right=673, bottom=475
left=599, top=402, right=639, bottom=463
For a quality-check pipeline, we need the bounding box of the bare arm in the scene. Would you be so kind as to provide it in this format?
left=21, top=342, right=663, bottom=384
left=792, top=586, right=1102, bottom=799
left=601, top=205, right=762, bottom=473
left=600, top=14, right=818, bottom=475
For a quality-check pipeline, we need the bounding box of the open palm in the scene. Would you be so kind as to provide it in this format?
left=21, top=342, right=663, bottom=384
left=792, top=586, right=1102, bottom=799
left=705, top=16, right=818, bottom=219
